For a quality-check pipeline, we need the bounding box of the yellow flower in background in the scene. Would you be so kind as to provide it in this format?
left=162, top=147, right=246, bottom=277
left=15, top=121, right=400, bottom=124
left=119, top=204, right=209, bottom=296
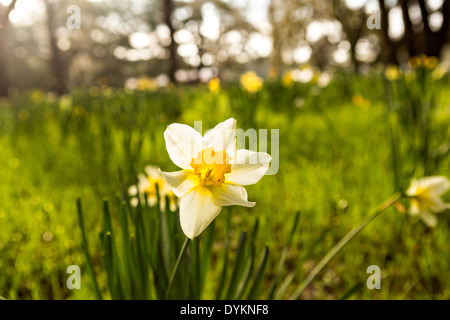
left=88, top=86, right=100, bottom=96
left=431, top=64, right=448, bottom=80
left=73, top=105, right=85, bottom=117
left=159, top=118, right=272, bottom=239
left=17, top=109, right=30, bottom=121
left=240, top=71, right=263, bottom=93
left=128, top=165, right=178, bottom=211
left=352, top=94, right=371, bottom=109
left=423, top=55, right=439, bottom=69
left=408, top=56, right=421, bottom=69
left=31, top=90, right=44, bottom=103
left=137, top=76, right=158, bottom=91
left=282, top=70, right=294, bottom=88
left=385, top=64, right=401, bottom=81
left=404, top=70, right=416, bottom=82
left=267, top=66, right=279, bottom=80
left=59, top=95, right=72, bottom=111
left=100, top=85, right=114, bottom=96
left=310, top=70, right=321, bottom=85
left=406, top=176, right=450, bottom=228
left=408, top=54, right=439, bottom=70
left=317, top=72, right=332, bottom=88
left=208, top=77, right=221, bottom=94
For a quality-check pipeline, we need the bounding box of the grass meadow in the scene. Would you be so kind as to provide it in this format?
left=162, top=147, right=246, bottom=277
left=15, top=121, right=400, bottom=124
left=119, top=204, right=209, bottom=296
left=1, top=67, right=449, bottom=300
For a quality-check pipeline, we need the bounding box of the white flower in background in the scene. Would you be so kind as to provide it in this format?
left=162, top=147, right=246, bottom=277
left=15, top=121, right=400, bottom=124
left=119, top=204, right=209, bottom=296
left=406, top=176, right=450, bottom=228
left=128, top=165, right=177, bottom=212
left=159, top=118, right=272, bottom=239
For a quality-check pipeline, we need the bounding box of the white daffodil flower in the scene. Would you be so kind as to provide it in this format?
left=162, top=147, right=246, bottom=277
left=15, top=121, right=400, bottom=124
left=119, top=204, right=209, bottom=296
left=159, top=118, right=272, bottom=239
left=406, top=176, right=450, bottom=228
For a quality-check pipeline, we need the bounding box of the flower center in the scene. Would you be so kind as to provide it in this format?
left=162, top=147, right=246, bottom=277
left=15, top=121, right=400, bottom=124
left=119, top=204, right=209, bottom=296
left=191, top=147, right=232, bottom=186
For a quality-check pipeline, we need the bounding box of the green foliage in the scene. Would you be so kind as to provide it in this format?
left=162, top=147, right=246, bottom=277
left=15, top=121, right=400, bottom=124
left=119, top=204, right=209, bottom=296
left=0, top=69, right=449, bottom=299
left=77, top=196, right=274, bottom=300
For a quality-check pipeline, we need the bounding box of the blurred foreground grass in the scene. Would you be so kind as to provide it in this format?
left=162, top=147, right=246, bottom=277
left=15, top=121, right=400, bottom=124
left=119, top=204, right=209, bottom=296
left=0, top=70, right=449, bottom=299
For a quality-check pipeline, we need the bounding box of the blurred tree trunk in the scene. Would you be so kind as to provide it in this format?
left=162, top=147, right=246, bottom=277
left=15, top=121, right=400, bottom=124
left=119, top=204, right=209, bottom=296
left=382, top=0, right=450, bottom=62
left=332, top=0, right=365, bottom=70
left=400, top=0, right=417, bottom=57
left=163, top=0, right=178, bottom=83
left=417, top=0, right=450, bottom=57
left=0, top=0, right=17, bottom=97
left=379, top=0, right=399, bottom=64
left=268, top=0, right=283, bottom=76
left=196, top=32, right=205, bottom=80
left=46, top=0, right=68, bottom=96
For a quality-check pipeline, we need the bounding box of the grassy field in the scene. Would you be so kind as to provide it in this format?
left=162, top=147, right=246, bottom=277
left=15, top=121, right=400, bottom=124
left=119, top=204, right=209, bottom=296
left=0, top=68, right=449, bottom=299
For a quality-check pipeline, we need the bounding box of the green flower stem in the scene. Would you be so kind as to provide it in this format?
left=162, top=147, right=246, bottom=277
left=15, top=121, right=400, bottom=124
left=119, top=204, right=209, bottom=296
left=290, top=192, right=402, bottom=300
left=164, top=237, right=190, bottom=299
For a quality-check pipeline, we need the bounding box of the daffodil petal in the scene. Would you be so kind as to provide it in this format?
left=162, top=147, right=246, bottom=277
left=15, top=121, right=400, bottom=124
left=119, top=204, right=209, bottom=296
left=211, top=184, right=256, bottom=207
left=144, top=165, right=160, bottom=178
left=128, top=185, right=138, bottom=196
left=137, top=173, right=150, bottom=188
left=164, top=123, right=203, bottom=170
left=159, top=170, right=198, bottom=197
left=428, top=197, right=449, bottom=213
left=179, top=186, right=222, bottom=239
left=418, top=176, right=450, bottom=196
left=148, top=196, right=157, bottom=207
left=419, top=210, right=437, bottom=228
left=409, top=198, right=421, bottom=216
left=130, top=197, right=139, bottom=207
left=204, top=118, right=237, bottom=159
left=226, top=150, right=271, bottom=185
left=169, top=201, right=178, bottom=212
left=161, top=181, right=176, bottom=196
left=406, top=179, right=419, bottom=197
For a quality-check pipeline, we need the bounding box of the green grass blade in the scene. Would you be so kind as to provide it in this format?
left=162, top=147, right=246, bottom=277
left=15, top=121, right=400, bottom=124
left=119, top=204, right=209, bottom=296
left=339, top=283, right=362, bottom=300
left=103, top=231, right=118, bottom=299
left=135, top=209, right=150, bottom=299
left=189, top=237, right=201, bottom=299
left=236, top=249, right=255, bottom=300
left=76, top=198, right=102, bottom=300
left=165, top=237, right=190, bottom=299
left=236, top=219, right=260, bottom=299
left=225, top=231, right=248, bottom=300
left=102, top=200, right=114, bottom=237
left=274, top=226, right=330, bottom=300
left=118, top=200, right=135, bottom=299
left=215, top=208, right=232, bottom=300
left=290, top=193, right=401, bottom=300
left=102, top=200, right=124, bottom=299
left=267, top=211, right=300, bottom=299
left=157, top=191, right=172, bottom=276
left=246, top=246, right=269, bottom=299
left=199, top=221, right=215, bottom=297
